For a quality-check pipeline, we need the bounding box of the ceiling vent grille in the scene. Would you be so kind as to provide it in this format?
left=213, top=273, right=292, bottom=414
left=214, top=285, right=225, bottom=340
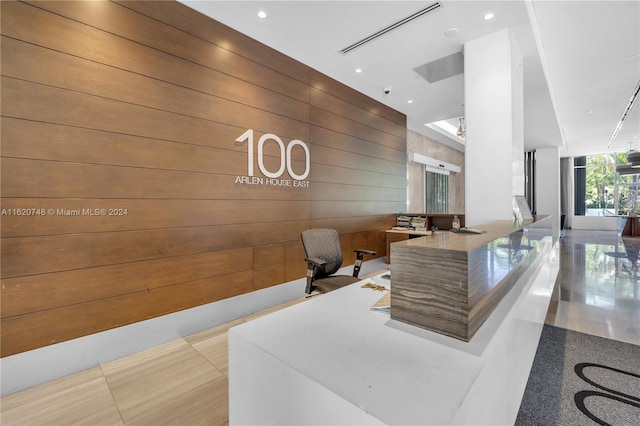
left=339, top=2, right=443, bottom=54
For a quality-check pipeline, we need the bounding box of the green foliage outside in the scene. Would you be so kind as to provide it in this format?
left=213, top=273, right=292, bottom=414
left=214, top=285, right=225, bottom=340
left=585, top=152, right=639, bottom=214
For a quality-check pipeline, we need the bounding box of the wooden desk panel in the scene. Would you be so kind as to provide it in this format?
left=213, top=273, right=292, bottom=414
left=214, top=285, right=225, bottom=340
left=621, top=216, right=640, bottom=237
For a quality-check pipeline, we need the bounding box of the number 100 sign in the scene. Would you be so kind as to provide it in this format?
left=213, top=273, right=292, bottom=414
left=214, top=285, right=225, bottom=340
left=235, top=129, right=310, bottom=181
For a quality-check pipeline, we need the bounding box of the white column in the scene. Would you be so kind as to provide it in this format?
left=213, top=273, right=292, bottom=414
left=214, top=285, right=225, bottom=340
left=511, top=32, right=525, bottom=198
left=536, top=147, right=561, bottom=240
left=464, top=29, right=524, bottom=226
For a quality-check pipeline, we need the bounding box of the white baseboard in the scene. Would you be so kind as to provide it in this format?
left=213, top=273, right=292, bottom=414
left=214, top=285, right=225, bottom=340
left=571, top=215, right=619, bottom=231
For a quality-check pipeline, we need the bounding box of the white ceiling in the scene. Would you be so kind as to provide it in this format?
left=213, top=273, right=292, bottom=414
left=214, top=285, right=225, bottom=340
left=182, top=0, right=640, bottom=157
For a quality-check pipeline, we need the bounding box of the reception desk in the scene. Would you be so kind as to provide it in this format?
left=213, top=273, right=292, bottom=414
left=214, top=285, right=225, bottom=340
left=385, top=214, right=466, bottom=261
left=391, top=216, right=553, bottom=341
left=229, top=218, right=558, bottom=425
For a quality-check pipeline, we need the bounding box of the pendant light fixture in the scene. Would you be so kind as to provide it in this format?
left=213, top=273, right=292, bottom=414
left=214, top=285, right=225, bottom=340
left=457, top=117, right=466, bottom=139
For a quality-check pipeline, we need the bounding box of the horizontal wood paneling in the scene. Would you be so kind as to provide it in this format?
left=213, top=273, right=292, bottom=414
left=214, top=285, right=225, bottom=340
left=113, top=0, right=311, bottom=85
left=309, top=183, right=406, bottom=202
left=1, top=270, right=255, bottom=357
left=310, top=144, right=405, bottom=176
left=1, top=118, right=308, bottom=175
left=1, top=248, right=253, bottom=318
left=310, top=88, right=406, bottom=139
left=309, top=70, right=406, bottom=128
left=2, top=36, right=310, bottom=126
left=2, top=117, right=240, bottom=170
left=311, top=215, right=398, bottom=234
left=253, top=244, right=286, bottom=270
left=3, top=77, right=310, bottom=144
left=1, top=158, right=311, bottom=200
left=284, top=240, right=308, bottom=282
left=6, top=1, right=311, bottom=103
left=310, top=201, right=405, bottom=219
left=311, top=107, right=405, bottom=151
left=0, top=199, right=311, bottom=237
left=253, top=265, right=286, bottom=291
left=2, top=220, right=311, bottom=278
left=310, top=163, right=406, bottom=188
left=1, top=0, right=404, bottom=357
left=310, top=126, right=406, bottom=164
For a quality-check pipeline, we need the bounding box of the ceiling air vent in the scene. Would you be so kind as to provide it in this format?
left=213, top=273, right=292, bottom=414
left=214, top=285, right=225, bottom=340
left=413, top=51, right=464, bottom=84
left=340, top=2, right=443, bottom=54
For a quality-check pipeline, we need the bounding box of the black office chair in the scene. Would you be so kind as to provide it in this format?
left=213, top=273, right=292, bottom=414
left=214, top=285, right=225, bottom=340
left=301, top=228, right=376, bottom=294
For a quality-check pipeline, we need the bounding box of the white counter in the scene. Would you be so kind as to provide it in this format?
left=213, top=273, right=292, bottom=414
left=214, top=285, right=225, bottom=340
left=229, top=242, right=559, bottom=425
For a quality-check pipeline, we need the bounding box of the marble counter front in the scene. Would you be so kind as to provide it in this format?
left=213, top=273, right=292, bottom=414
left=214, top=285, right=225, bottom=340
left=390, top=216, right=553, bottom=341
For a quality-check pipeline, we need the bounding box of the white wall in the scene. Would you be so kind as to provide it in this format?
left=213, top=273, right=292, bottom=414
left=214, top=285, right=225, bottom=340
left=572, top=216, right=619, bottom=231
left=536, top=147, right=561, bottom=240
left=465, top=29, right=523, bottom=227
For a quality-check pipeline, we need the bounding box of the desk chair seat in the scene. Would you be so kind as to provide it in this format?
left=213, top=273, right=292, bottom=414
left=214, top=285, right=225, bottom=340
left=305, top=274, right=361, bottom=294
left=301, top=228, right=376, bottom=294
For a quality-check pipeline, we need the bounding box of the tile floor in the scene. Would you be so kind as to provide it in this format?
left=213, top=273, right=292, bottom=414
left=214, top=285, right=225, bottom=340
left=0, top=303, right=304, bottom=426
left=545, top=230, right=640, bottom=345
left=2, top=230, right=639, bottom=425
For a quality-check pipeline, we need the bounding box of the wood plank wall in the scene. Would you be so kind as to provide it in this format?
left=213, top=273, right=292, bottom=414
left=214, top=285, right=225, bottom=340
left=0, top=1, right=407, bottom=357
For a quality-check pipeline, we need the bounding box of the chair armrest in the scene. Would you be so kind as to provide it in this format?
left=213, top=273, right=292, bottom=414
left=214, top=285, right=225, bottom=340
left=304, top=257, right=326, bottom=294
left=305, top=257, right=327, bottom=267
left=352, top=250, right=376, bottom=277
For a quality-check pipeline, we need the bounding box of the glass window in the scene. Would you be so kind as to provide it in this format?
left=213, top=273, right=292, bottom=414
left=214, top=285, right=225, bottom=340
left=617, top=171, right=640, bottom=215
left=574, top=152, right=634, bottom=216
left=425, top=171, right=448, bottom=213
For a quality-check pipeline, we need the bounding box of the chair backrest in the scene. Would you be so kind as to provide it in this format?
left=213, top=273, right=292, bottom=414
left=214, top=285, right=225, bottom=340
left=301, top=229, right=344, bottom=278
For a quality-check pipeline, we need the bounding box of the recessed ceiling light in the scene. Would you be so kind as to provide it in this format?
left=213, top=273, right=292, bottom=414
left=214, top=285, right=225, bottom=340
left=587, top=110, right=594, bottom=114
left=355, top=68, right=362, bottom=73
left=257, top=10, right=267, bottom=19
left=408, top=100, right=413, bottom=104
left=444, top=28, right=459, bottom=38
left=484, top=12, right=495, bottom=21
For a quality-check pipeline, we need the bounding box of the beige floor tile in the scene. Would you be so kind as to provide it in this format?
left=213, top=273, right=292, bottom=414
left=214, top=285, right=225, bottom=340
left=185, top=319, right=246, bottom=376
left=118, top=376, right=228, bottom=426
left=188, top=332, right=230, bottom=376
left=1, top=367, right=101, bottom=411
left=0, top=367, right=123, bottom=426
left=101, top=339, right=227, bottom=425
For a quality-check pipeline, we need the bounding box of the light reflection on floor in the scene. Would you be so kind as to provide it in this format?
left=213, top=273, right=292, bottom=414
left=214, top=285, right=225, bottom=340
left=545, top=229, right=640, bottom=345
